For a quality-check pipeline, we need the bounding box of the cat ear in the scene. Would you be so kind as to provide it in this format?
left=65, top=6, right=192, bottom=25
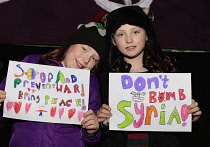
left=142, top=8, right=155, bottom=21
left=94, top=0, right=153, bottom=12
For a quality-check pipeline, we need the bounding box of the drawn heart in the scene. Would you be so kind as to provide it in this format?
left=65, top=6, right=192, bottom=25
left=78, top=110, right=85, bottom=122
left=50, top=107, right=57, bottom=117
left=14, top=101, right=22, bottom=114
left=32, top=89, right=36, bottom=93
left=59, top=108, right=64, bottom=119
left=68, top=108, right=76, bottom=119
left=6, top=101, right=14, bottom=111
left=25, top=103, right=32, bottom=114
left=27, top=88, right=30, bottom=91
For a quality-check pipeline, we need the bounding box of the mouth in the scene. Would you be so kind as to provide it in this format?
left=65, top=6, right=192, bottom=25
left=76, top=60, right=84, bottom=69
left=126, top=46, right=136, bottom=50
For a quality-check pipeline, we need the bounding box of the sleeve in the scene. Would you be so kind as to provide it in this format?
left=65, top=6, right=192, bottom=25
left=88, top=75, right=101, bottom=113
left=81, top=74, right=101, bottom=145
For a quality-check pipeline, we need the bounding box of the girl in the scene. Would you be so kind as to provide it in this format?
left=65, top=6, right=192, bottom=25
left=96, top=6, right=202, bottom=147
left=0, top=22, right=106, bottom=147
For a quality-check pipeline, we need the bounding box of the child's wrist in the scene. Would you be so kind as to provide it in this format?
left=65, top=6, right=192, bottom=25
left=87, top=132, right=96, bottom=138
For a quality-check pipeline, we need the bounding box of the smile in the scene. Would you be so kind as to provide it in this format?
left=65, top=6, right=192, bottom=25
left=126, top=46, right=136, bottom=50
left=76, top=61, right=84, bottom=69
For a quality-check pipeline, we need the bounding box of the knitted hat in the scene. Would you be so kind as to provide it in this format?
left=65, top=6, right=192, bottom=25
left=64, top=22, right=106, bottom=66
left=106, top=6, right=163, bottom=62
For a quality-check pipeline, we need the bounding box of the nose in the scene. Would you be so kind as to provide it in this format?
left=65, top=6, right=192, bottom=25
left=126, top=35, right=133, bottom=44
left=82, top=56, right=89, bottom=65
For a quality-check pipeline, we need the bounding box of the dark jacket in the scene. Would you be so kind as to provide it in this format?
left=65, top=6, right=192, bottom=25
left=94, top=68, right=201, bottom=147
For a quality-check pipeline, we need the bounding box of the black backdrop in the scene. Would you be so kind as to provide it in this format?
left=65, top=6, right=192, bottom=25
left=0, top=0, right=210, bottom=51
left=0, top=44, right=210, bottom=147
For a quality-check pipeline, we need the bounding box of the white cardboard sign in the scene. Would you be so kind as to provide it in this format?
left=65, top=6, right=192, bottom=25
left=3, top=61, right=90, bottom=125
left=109, top=73, right=192, bottom=132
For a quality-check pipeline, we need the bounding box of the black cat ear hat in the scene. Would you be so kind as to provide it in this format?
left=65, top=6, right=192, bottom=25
left=64, top=22, right=106, bottom=67
left=106, top=5, right=164, bottom=67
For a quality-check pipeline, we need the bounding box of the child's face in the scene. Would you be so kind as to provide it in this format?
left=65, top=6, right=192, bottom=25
left=61, top=44, right=100, bottom=70
left=112, top=24, right=148, bottom=59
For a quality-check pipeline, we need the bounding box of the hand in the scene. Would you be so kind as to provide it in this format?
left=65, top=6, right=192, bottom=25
left=97, top=104, right=112, bottom=123
left=81, top=109, right=99, bottom=136
left=188, top=99, right=202, bottom=122
left=0, top=90, right=6, bottom=106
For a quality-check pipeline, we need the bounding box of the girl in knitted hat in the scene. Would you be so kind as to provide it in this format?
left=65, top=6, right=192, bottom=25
left=0, top=22, right=106, bottom=147
left=96, top=6, right=202, bottom=147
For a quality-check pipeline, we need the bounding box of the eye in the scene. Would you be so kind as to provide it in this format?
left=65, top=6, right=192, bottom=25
left=117, top=33, right=124, bottom=37
left=91, top=56, right=99, bottom=62
left=133, top=30, right=140, bottom=34
left=114, top=32, right=124, bottom=37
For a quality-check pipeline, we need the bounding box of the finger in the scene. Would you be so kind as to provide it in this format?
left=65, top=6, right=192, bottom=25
left=81, top=112, right=96, bottom=124
left=86, top=124, right=99, bottom=130
left=98, top=117, right=106, bottom=123
left=101, top=104, right=111, bottom=111
left=82, top=115, right=94, bottom=124
left=82, top=116, right=99, bottom=129
left=0, top=94, right=6, bottom=99
left=188, top=106, right=200, bottom=114
left=98, top=107, right=112, bottom=115
left=0, top=90, right=6, bottom=96
left=192, top=111, right=202, bottom=122
left=98, top=109, right=112, bottom=117
left=97, top=113, right=111, bottom=119
left=188, top=101, right=198, bottom=110
left=192, top=110, right=202, bottom=117
left=83, top=119, right=98, bottom=129
left=83, top=110, right=94, bottom=118
left=97, top=105, right=111, bottom=115
left=0, top=98, right=6, bottom=102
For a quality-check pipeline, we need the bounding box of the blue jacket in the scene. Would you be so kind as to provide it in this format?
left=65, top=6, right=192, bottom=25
left=0, top=54, right=101, bottom=147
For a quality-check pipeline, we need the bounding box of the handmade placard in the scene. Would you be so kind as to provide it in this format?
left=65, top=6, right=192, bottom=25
left=109, top=73, right=192, bottom=132
left=3, top=61, right=90, bottom=125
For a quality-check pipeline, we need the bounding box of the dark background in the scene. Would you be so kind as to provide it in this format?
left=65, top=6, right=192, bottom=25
left=0, top=44, right=210, bottom=147
left=0, top=0, right=209, bottom=52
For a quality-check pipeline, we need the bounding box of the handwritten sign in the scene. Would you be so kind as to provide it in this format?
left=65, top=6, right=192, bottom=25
left=3, top=61, right=90, bottom=125
left=109, top=73, right=192, bottom=132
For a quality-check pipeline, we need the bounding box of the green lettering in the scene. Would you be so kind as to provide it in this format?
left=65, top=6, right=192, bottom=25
left=117, top=101, right=133, bottom=128
left=167, top=107, right=181, bottom=124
